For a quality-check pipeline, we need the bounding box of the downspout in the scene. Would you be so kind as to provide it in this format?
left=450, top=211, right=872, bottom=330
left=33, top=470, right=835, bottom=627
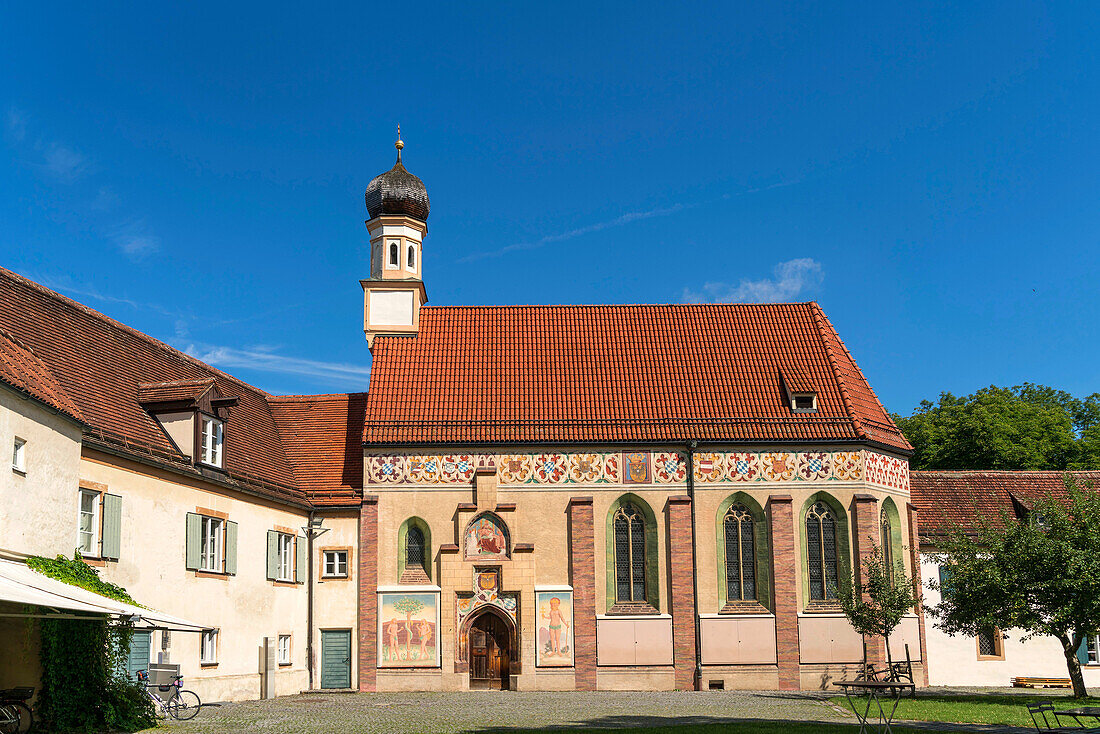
left=686, top=440, right=702, bottom=690
left=306, top=510, right=316, bottom=691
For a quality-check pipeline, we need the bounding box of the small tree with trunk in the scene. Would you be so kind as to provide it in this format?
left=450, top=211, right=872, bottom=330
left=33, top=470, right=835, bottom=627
left=392, top=596, right=426, bottom=658
left=839, top=541, right=917, bottom=674
left=929, top=474, right=1100, bottom=698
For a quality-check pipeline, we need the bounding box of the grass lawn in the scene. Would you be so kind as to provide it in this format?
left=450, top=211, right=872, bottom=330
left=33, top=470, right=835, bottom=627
left=836, top=692, right=1100, bottom=727
left=502, top=726, right=928, bottom=734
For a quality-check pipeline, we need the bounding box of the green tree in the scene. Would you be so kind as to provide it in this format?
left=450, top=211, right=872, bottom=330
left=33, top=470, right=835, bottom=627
left=392, top=597, right=426, bottom=658
left=892, top=384, right=1100, bottom=470
left=838, top=542, right=917, bottom=672
left=928, top=475, right=1100, bottom=698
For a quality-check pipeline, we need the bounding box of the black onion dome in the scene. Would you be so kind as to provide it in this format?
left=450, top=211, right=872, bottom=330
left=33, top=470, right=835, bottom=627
left=365, top=144, right=430, bottom=221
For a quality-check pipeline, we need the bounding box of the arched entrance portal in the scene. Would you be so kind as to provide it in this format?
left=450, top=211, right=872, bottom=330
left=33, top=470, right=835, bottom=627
left=468, top=609, right=512, bottom=690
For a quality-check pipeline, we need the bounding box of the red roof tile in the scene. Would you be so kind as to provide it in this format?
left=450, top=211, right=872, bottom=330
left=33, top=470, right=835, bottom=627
left=911, top=470, right=1100, bottom=537
left=0, top=267, right=310, bottom=505
left=363, top=303, right=911, bottom=449
left=0, top=329, right=83, bottom=423
left=137, top=378, right=216, bottom=405
left=268, top=393, right=366, bottom=507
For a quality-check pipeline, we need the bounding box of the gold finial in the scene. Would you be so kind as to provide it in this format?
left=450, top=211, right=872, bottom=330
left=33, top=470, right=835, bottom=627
left=395, top=124, right=404, bottom=161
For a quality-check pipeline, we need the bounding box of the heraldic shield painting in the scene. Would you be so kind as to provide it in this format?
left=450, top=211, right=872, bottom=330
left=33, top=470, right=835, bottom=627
left=378, top=592, right=439, bottom=667
left=536, top=589, right=574, bottom=667
left=465, top=514, right=509, bottom=559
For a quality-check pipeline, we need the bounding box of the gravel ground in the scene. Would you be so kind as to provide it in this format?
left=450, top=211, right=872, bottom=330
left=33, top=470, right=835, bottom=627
left=154, top=690, right=854, bottom=734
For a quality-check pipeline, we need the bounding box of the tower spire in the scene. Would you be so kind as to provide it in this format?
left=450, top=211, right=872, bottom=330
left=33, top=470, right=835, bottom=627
left=395, top=124, right=403, bottom=163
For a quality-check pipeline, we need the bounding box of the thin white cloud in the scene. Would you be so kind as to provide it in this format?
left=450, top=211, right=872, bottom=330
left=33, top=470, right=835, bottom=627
left=107, top=220, right=160, bottom=257
left=184, top=343, right=371, bottom=386
left=683, top=258, right=824, bottom=304
left=6, top=107, right=27, bottom=141
left=40, top=142, right=88, bottom=182
left=460, top=179, right=804, bottom=263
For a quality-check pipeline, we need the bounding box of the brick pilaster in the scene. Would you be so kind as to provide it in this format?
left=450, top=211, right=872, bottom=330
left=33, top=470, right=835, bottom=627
left=357, top=495, right=378, bottom=691
left=907, top=502, right=930, bottom=686
left=568, top=497, right=597, bottom=690
left=768, top=495, right=800, bottom=690
left=850, top=494, right=886, bottom=669
left=667, top=495, right=698, bottom=690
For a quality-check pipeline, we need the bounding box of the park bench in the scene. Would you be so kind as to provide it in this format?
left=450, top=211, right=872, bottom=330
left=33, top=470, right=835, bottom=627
left=1013, top=677, right=1073, bottom=689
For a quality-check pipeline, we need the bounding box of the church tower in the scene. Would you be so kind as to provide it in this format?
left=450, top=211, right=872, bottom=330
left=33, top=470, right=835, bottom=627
left=361, top=130, right=430, bottom=348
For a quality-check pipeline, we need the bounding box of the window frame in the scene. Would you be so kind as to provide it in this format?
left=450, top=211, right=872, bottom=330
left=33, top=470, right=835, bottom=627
left=723, top=503, right=757, bottom=603
left=277, top=634, right=291, bottom=666
left=613, top=502, right=648, bottom=604
left=322, top=549, right=349, bottom=578
left=1087, top=635, right=1099, bottom=666
left=976, top=627, right=1005, bottom=661
left=77, top=488, right=102, bottom=557
left=791, top=393, right=818, bottom=413
left=200, top=629, right=219, bottom=666
left=387, top=240, right=400, bottom=269
left=200, top=515, right=226, bottom=573
left=407, top=243, right=417, bottom=271
left=276, top=532, right=295, bottom=582
left=12, top=436, right=26, bottom=473
left=199, top=415, right=224, bottom=468
left=805, top=499, right=843, bottom=603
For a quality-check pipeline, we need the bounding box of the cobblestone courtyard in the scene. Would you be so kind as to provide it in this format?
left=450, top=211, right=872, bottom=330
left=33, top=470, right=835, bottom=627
left=157, top=690, right=856, bottom=733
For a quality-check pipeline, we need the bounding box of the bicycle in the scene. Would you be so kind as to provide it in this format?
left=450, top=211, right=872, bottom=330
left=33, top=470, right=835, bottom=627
left=0, top=687, right=33, bottom=734
left=135, top=670, right=201, bottom=720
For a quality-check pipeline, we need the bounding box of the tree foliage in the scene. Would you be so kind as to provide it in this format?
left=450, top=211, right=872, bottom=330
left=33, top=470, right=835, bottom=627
left=839, top=542, right=916, bottom=667
left=892, top=383, right=1100, bottom=470
left=27, top=554, right=155, bottom=732
left=928, top=475, right=1100, bottom=698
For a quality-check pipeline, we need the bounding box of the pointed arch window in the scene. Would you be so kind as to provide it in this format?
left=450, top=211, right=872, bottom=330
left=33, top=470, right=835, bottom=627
left=724, top=503, right=756, bottom=602
left=880, top=510, right=894, bottom=573
left=407, top=244, right=416, bottom=270
left=388, top=241, right=399, bottom=267
left=406, top=525, right=426, bottom=573
left=614, top=503, right=647, bottom=603
left=806, top=501, right=839, bottom=600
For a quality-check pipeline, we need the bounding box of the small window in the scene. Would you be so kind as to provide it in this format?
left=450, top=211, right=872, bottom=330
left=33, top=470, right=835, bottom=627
left=977, top=627, right=1003, bottom=659
left=200, top=629, right=218, bottom=665
left=388, top=241, right=399, bottom=267
left=200, top=416, right=224, bottom=468
left=1088, top=635, right=1099, bottom=665
left=12, top=437, right=26, bottom=472
left=78, top=489, right=101, bottom=556
left=880, top=513, right=894, bottom=572
left=323, top=550, right=348, bottom=578
left=276, top=532, right=294, bottom=581
left=278, top=634, right=291, bottom=665
left=200, top=516, right=225, bottom=572
left=407, top=244, right=416, bottom=270
left=792, top=393, right=817, bottom=412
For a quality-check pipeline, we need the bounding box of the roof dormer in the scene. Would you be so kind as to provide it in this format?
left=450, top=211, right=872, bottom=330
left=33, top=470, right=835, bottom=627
left=779, top=368, right=818, bottom=414
left=138, top=378, right=239, bottom=468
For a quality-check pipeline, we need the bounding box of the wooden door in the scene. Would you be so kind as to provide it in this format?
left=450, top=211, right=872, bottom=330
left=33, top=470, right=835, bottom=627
left=320, top=629, right=352, bottom=689
left=469, top=613, right=510, bottom=690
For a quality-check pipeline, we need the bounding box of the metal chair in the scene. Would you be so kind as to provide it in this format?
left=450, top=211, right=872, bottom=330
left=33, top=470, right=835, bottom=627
left=1026, top=701, right=1086, bottom=732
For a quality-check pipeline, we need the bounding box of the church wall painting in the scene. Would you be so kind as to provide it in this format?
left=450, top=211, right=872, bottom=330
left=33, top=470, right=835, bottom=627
left=378, top=591, right=440, bottom=667
left=465, top=514, right=509, bottom=559
left=535, top=587, right=574, bottom=667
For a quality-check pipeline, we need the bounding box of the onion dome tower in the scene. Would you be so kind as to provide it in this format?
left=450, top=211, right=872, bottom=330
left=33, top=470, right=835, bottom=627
left=361, top=129, right=430, bottom=348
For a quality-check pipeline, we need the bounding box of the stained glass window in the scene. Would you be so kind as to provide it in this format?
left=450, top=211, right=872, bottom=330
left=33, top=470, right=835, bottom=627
left=880, top=510, right=894, bottom=573
left=406, top=525, right=425, bottom=571
left=724, top=504, right=756, bottom=601
left=807, top=501, right=839, bottom=601
left=614, top=503, right=647, bottom=603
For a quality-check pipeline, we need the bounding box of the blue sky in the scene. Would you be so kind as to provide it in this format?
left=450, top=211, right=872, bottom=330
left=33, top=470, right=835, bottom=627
left=2, top=3, right=1098, bottom=413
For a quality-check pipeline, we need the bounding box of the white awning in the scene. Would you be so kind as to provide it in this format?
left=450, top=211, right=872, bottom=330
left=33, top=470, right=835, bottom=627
left=0, top=559, right=207, bottom=631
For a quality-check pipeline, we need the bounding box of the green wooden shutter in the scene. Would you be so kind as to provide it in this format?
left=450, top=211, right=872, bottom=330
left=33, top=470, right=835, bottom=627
left=224, top=521, right=238, bottom=576
left=185, top=513, right=202, bottom=570
left=1077, top=634, right=1091, bottom=666
left=937, top=565, right=952, bottom=597
left=266, top=530, right=279, bottom=580
left=101, top=493, right=122, bottom=560
left=296, top=535, right=307, bottom=583
left=126, top=631, right=152, bottom=679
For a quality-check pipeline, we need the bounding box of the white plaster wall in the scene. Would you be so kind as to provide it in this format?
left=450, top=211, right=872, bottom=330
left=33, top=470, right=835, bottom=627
left=0, top=387, right=83, bottom=558
left=311, top=512, right=359, bottom=689
left=79, top=451, right=325, bottom=702
left=920, top=554, right=1100, bottom=686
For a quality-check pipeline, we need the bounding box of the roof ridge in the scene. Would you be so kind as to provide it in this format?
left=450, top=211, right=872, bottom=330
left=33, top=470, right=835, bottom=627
left=0, top=266, right=273, bottom=397
left=268, top=392, right=365, bottom=402
left=420, top=302, right=817, bottom=310
left=138, top=377, right=217, bottom=388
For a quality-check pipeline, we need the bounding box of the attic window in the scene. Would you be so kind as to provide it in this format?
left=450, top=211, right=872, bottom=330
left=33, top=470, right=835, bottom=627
left=792, top=393, right=817, bottom=412
left=200, top=415, right=224, bottom=468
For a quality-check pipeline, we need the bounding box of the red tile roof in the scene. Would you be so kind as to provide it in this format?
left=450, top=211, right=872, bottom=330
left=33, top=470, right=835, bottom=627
left=0, top=266, right=328, bottom=507
left=363, top=303, right=911, bottom=449
left=137, top=378, right=217, bottom=405
left=268, top=393, right=366, bottom=507
left=911, top=470, right=1100, bottom=537
left=0, top=329, right=83, bottom=423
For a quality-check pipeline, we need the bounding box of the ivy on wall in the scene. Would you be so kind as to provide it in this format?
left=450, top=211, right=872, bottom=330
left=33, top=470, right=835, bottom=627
left=26, top=554, right=155, bottom=732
